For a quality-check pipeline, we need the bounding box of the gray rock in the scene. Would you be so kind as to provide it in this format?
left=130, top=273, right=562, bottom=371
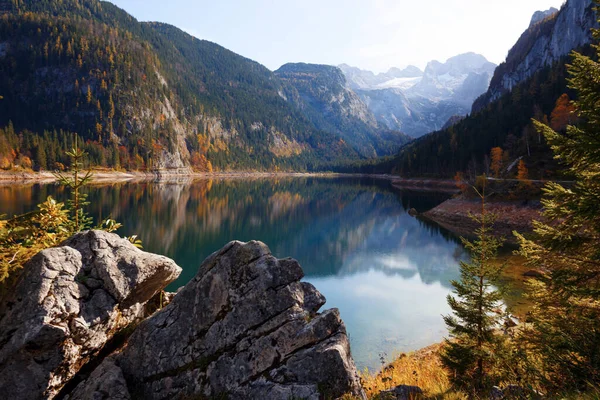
left=530, top=7, right=559, bottom=27
left=381, top=384, right=424, bottom=399
left=0, top=230, right=181, bottom=400
left=475, top=0, right=598, bottom=111
left=491, top=386, right=504, bottom=400
left=66, top=357, right=131, bottom=400
left=75, top=240, right=365, bottom=400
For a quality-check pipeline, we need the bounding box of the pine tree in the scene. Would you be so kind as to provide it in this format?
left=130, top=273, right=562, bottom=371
left=54, top=135, right=93, bottom=233
left=441, top=178, right=505, bottom=394
left=515, top=28, right=600, bottom=391
left=34, top=143, right=47, bottom=170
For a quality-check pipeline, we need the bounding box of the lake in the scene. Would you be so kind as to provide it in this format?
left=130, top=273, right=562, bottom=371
left=0, top=177, right=464, bottom=372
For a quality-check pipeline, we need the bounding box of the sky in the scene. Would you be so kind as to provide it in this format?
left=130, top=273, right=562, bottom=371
left=106, top=0, right=566, bottom=73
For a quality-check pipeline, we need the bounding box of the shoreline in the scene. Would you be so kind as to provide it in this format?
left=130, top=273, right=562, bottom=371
left=0, top=169, right=460, bottom=188
left=422, top=197, right=542, bottom=241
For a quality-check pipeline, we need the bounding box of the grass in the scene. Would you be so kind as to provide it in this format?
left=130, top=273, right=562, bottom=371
left=359, top=343, right=600, bottom=399
left=360, top=344, right=467, bottom=399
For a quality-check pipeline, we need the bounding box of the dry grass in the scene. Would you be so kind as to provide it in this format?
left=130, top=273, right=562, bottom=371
left=357, top=341, right=600, bottom=400
left=360, top=343, right=467, bottom=399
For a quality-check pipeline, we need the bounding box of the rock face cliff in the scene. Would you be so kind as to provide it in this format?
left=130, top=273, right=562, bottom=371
left=530, top=7, right=559, bottom=27
left=0, top=232, right=364, bottom=400
left=473, top=0, right=598, bottom=112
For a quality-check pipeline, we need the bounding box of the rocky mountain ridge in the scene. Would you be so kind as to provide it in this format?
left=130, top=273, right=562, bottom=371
left=340, top=53, right=496, bottom=137
left=473, top=0, right=598, bottom=112
left=530, top=7, right=559, bottom=27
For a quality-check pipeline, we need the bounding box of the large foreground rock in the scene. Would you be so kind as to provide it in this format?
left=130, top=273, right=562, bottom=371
left=0, top=230, right=182, bottom=400
left=71, top=240, right=365, bottom=400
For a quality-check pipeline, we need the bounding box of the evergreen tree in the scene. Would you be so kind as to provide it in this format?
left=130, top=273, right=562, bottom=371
left=34, top=142, right=47, bottom=170
left=54, top=135, right=93, bottom=232
left=441, top=178, right=505, bottom=394
left=515, top=27, right=600, bottom=391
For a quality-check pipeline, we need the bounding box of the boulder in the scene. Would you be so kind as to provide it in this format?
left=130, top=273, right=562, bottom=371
left=0, top=230, right=182, bottom=400
left=381, top=384, right=424, bottom=399
left=71, top=240, right=365, bottom=400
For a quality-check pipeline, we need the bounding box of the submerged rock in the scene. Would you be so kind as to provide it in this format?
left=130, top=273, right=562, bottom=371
left=0, top=230, right=182, bottom=400
left=71, top=240, right=365, bottom=400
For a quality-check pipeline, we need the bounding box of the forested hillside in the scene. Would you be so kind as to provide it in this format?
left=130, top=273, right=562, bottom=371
left=0, top=0, right=408, bottom=172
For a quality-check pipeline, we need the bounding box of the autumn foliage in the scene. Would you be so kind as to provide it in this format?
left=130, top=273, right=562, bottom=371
left=490, top=147, right=503, bottom=177
left=550, top=93, right=576, bottom=132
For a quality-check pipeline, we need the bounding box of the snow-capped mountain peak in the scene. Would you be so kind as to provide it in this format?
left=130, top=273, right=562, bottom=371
left=339, top=53, right=496, bottom=138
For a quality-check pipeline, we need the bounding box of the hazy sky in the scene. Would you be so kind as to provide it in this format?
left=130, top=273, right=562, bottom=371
left=107, top=0, right=566, bottom=73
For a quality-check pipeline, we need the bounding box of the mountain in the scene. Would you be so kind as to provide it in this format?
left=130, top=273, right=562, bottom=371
left=274, top=63, right=409, bottom=158
left=358, top=0, right=597, bottom=179
left=473, top=0, right=597, bottom=112
left=338, top=64, right=423, bottom=91
left=530, top=7, right=559, bottom=27
left=409, top=53, right=496, bottom=107
left=340, top=53, right=496, bottom=138
left=0, top=0, right=408, bottom=173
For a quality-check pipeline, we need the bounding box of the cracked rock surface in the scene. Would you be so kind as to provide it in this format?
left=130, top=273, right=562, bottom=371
left=0, top=230, right=182, bottom=400
left=71, top=240, right=365, bottom=400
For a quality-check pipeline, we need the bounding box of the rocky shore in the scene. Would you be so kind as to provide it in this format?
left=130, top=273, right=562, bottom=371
left=422, top=197, right=542, bottom=240
left=0, top=231, right=365, bottom=400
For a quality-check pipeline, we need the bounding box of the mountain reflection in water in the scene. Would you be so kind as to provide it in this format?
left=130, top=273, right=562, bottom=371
left=0, top=177, right=463, bottom=371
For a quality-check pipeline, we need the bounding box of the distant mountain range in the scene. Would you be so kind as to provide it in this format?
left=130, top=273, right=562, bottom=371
left=369, top=0, right=599, bottom=179
left=339, top=53, right=496, bottom=137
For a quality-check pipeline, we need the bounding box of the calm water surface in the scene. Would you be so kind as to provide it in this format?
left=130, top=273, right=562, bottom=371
left=0, top=177, right=465, bottom=372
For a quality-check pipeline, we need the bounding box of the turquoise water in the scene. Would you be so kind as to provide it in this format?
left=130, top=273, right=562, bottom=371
left=0, top=177, right=464, bottom=371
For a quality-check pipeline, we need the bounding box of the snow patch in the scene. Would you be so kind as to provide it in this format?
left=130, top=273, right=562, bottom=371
left=376, top=76, right=422, bottom=90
